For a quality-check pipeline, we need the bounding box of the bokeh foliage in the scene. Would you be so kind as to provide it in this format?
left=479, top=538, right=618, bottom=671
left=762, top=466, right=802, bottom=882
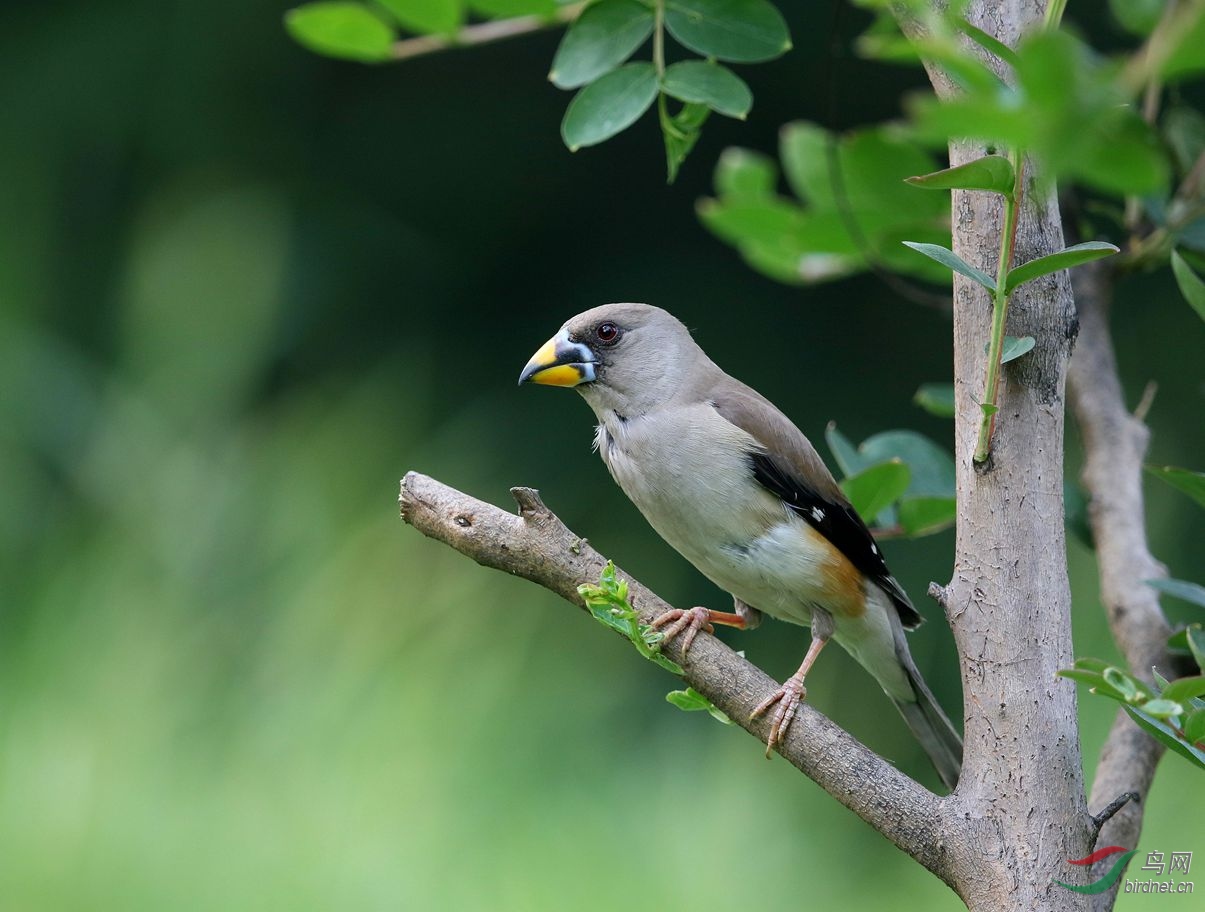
left=2, top=0, right=1203, bottom=909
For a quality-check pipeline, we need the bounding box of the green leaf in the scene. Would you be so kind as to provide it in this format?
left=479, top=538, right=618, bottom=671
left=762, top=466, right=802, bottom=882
left=662, top=61, right=752, bottom=119
left=666, top=687, right=732, bottom=723
left=549, top=0, right=654, bottom=90
left=1190, top=626, right=1205, bottom=671
left=1142, top=698, right=1187, bottom=719
left=1124, top=704, right=1205, bottom=771
left=1146, top=465, right=1205, bottom=509
left=714, top=147, right=777, bottom=200
left=1146, top=578, right=1205, bottom=609
left=905, top=155, right=1015, bottom=195
left=374, top=0, right=462, bottom=35
left=665, top=0, right=791, bottom=63
left=1184, top=708, right=1205, bottom=745
left=697, top=198, right=807, bottom=247
left=703, top=121, right=948, bottom=286
left=1000, top=335, right=1035, bottom=364
left=908, top=30, right=1170, bottom=196
left=1064, top=481, right=1094, bottom=549
left=561, top=63, right=659, bottom=151
left=1059, top=668, right=1110, bottom=688
left=1072, top=657, right=1117, bottom=674
left=1170, top=250, right=1205, bottom=322
left=1163, top=106, right=1205, bottom=178
left=1162, top=676, right=1205, bottom=704
left=778, top=122, right=831, bottom=206
left=1109, top=0, right=1166, bottom=36
left=579, top=561, right=684, bottom=675
left=825, top=422, right=861, bottom=477
left=1059, top=665, right=1129, bottom=702
left=956, top=19, right=1019, bottom=67
left=897, top=496, right=957, bottom=536
left=1104, top=667, right=1141, bottom=702
left=901, top=241, right=997, bottom=291
left=913, top=382, right=955, bottom=418
left=1169, top=624, right=1205, bottom=668
left=285, top=2, right=396, bottom=63
left=1003, top=242, right=1120, bottom=293
left=468, top=0, right=555, bottom=17
left=858, top=430, right=956, bottom=499
left=840, top=460, right=911, bottom=522
left=661, top=99, right=710, bottom=183
left=1160, top=3, right=1205, bottom=83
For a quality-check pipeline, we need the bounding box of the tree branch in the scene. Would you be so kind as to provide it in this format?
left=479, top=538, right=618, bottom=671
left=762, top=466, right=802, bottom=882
left=1066, top=259, right=1176, bottom=910
left=391, top=4, right=583, bottom=61
left=399, top=470, right=969, bottom=890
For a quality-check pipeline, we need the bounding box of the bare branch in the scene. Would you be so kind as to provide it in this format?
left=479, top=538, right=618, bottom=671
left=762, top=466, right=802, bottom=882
left=391, top=4, right=583, bottom=61
left=1066, top=259, right=1176, bottom=909
left=399, top=471, right=968, bottom=888
left=1091, top=791, right=1140, bottom=836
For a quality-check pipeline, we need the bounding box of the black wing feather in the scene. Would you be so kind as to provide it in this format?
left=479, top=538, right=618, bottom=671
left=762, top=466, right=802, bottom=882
left=749, top=451, right=923, bottom=629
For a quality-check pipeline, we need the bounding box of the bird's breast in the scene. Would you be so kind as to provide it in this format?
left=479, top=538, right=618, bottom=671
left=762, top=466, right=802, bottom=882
left=595, top=405, right=865, bottom=624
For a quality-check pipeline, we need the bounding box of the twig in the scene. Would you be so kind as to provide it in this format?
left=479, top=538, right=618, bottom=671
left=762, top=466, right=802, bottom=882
left=398, top=471, right=966, bottom=887
left=392, top=3, right=584, bottom=61
left=1066, top=258, right=1175, bottom=911
left=1090, top=791, right=1140, bottom=836
left=1133, top=381, right=1157, bottom=423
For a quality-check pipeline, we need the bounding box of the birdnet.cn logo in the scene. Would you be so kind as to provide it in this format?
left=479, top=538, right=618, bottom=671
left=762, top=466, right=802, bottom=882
left=1053, top=846, right=1195, bottom=895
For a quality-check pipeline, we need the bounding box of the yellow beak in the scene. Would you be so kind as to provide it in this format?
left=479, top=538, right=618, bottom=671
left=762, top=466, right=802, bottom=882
left=518, top=328, right=597, bottom=387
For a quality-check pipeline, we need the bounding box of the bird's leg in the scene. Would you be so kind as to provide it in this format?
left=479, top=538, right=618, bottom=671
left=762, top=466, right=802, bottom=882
left=650, top=598, right=759, bottom=656
left=750, top=608, right=833, bottom=757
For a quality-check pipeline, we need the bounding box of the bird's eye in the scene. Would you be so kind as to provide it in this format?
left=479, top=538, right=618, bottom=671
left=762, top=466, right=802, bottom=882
left=595, top=322, right=620, bottom=344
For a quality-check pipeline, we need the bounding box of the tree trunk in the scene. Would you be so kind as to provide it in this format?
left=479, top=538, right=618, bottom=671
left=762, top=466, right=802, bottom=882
left=937, top=2, right=1092, bottom=908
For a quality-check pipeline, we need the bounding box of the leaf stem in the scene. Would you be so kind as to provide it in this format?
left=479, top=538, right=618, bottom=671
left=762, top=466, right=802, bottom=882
left=652, top=0, right=666, bottom=78
left=1042, top=0, right=1068, bottom=31
left=390, top=2, right=585, bottom=61
left=973, top=150, right=1024, bottom=466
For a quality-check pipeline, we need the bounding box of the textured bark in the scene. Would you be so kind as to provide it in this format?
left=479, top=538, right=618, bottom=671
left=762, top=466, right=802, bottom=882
left=941, top=169, right=1092, bottom=908
left=1066, top=260, right=1176, bottom=911
left=929, top=2, right=1093, bottom=907
left=399, top=472, right=970, bottom=888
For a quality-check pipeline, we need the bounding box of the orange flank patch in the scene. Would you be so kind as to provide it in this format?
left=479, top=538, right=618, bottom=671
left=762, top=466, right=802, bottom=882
left=804, top=524, right=867, bottom=618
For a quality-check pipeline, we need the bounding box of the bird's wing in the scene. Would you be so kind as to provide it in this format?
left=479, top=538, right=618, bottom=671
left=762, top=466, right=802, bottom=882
left=711, top=385, right=922, bottom=629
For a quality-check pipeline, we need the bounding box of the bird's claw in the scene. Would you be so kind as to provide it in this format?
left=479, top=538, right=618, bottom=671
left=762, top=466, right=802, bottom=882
left=650, top=606, right=714, bottom=656
left=750, top=674, right=807, bottom=758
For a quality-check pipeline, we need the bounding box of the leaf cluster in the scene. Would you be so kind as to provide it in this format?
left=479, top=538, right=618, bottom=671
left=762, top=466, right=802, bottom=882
left=555, top=0, right=791, bottom=180
left=825, top=423, right=956, bottom=537
left=579, top=562, right=730, bottom=723
left=1063, top=465, right=1205, bottom=773
left=699, top=124, right=950, bottom=285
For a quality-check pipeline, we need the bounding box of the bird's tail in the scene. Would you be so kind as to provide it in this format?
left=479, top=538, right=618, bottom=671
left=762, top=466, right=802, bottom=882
left=888, top=620, right=963, bottom=791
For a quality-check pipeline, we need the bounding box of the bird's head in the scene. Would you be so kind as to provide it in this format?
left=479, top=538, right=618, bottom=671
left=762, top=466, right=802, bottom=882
left=518, top=303, right=705, bottom=416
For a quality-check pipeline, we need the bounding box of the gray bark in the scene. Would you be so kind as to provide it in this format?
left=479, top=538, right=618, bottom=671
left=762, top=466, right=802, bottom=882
left=919, top=1, right=1094, bottom=907
left=1067, top=260, right=1177, bottom=911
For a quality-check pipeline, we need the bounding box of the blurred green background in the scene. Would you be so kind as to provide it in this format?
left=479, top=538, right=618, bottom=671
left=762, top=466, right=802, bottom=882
left=2, top=1, right=1202, bottom=909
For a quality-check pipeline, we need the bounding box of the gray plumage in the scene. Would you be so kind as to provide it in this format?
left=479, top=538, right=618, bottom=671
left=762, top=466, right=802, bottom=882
left=521, top=302, right=961, bottom=788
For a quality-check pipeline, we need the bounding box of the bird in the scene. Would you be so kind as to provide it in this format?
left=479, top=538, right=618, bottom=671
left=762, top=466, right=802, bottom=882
left=518, top=302, right=962, bottom=789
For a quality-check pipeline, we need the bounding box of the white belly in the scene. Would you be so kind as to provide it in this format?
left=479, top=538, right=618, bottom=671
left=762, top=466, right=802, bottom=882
left=596, top=404, right=831, bottom=625
left=595, top=403, right=910, bottom=699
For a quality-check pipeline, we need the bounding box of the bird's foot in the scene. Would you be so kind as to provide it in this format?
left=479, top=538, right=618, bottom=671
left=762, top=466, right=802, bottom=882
left=649, top=606, right=715, bottom=656
left=750, top=673, right=807, bottom=758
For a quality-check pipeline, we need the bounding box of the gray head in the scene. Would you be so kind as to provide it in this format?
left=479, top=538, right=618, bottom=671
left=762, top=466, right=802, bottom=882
left=518, top=303, right=713, bottom=417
